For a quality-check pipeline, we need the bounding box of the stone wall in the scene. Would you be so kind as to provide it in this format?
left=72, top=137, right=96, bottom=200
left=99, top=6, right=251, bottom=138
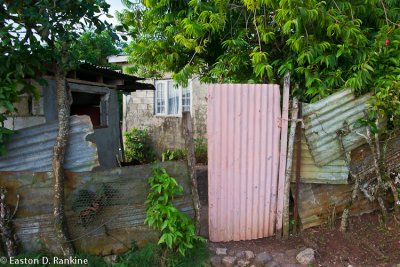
left=122, top=77, right=208, bottom=156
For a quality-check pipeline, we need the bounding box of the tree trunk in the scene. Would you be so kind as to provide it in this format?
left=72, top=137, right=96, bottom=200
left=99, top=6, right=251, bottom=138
left=182, top=112, right=201, bottom=234
left=0, top=188, right=17, bottom=257
left=52, top=66, right=74, bottom=257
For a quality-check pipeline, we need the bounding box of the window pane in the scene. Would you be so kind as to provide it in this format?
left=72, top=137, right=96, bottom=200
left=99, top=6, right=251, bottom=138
left=156, top=83, right=165, bottom=114
left=167, top=81, right=179, bottom=115
left=182, top=85, right=191, bottom=112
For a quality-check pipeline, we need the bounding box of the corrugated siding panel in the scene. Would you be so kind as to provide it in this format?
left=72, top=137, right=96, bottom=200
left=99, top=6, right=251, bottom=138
left=0, top=115, right=99, bottom=172
left=291, top=132, right=349, bottom=184
left=303, top=89, right=372, bottom=166
left=208, top=84, right=281, bottom=242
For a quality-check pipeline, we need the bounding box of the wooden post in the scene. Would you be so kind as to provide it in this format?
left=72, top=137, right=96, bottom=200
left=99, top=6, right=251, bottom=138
left=276, top=73, right=290, bottom=238
left=293, top=102, right=302, bottom=234
left=282, top=98, right=299, bottom=239
left=182, top=112, right=201, bottom=234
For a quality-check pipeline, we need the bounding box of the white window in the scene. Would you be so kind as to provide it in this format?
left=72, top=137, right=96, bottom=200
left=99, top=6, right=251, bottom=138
left=155, top=80, right=191, bottom=116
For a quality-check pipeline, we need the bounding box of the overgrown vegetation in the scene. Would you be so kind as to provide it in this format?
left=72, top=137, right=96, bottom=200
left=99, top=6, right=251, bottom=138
left=194, top=138, right=207, bottom=164
left=114, top=240, right=209, bottom=267
left=124, top=128, right=155, bottom=164
left=145, top=167, right=205, bottom=266
left=161, top=148, right=186, bottom=162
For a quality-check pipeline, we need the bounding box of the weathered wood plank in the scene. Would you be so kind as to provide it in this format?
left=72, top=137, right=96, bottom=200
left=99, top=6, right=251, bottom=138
left=0, top=161, right=193, bottom=255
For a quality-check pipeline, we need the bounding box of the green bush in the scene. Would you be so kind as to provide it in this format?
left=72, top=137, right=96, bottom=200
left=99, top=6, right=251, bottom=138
left=161, top=148, right=186, bottom=162
left=145, top=167, right=204, bottom=258
left=124, top=128, right=155, bottom=164
left=194, top=138, right=207, bottom=164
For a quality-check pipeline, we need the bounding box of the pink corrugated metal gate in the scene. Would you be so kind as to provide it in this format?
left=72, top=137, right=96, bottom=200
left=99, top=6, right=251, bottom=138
left=208, top=84, right=282, bottom=242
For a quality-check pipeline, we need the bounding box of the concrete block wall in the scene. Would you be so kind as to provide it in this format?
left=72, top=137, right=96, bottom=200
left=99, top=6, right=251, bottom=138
left=122, top=77, right=208, bottom=156
left=4, top=81, right=46, bottom=130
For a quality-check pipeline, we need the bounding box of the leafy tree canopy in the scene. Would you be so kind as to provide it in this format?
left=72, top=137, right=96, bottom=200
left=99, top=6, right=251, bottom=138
left=76, top=30, right=126, bottom=67
left=119, top=0, right=399, bottom=127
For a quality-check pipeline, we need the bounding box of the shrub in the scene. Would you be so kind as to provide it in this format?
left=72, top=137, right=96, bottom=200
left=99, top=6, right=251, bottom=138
left=124, top=128, right=155, bottom=164
left=194, top=138, right=207, bottom=164
left=145, top=167, right=204, bottom=259
left=161, top=148, right=186, bottom=162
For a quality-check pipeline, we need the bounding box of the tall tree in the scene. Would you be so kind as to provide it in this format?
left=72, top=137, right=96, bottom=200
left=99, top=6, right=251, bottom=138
left=119, top=0, right=399, bottom=102
left=1, top=0, right=115, bottom=256
left=76, top=30, right=124, bottom=67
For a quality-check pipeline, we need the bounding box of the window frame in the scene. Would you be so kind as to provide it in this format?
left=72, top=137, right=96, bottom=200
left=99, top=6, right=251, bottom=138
left=154, top=79, right=192, bottom=117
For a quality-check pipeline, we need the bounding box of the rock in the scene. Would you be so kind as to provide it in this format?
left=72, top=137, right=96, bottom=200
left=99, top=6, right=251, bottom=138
left=265, top=261, right=281, bottom=267
left=228, top=249, right=237, bottom=256
left=103, top=255, right=117, bottom=264
left=254, top=252, right=273, bottom=265
left=296, top=248, right=315, bottom=265
left=236, top=251, right=245, bottom=259
left=216, top=247, right=228, bottom=255
left=244, top=250, right=255, bottom=260
left=222, top=256, right=237, bottom=267
left=210, top=256, right=222, bottom=267
left=237, top=259, right=250, bottom=267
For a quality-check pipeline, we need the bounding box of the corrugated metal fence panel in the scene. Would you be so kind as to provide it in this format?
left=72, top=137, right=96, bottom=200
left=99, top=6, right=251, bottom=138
left=208, top=84, right=281, bottom=242
left=0, top=115, right=99, bottom=172
left=302, top=89, right=372, bottom=166
left=291, top=131, right=349, bottom=184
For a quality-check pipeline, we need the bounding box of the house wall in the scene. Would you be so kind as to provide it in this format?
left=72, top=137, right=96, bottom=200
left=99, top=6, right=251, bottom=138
left=4, top=78, right=121, bottom=170
left=122, top=77, right=208, bottom=156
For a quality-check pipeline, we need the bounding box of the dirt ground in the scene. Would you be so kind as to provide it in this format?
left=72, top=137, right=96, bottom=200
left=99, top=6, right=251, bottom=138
left=196, top=166, right=400, bottom=267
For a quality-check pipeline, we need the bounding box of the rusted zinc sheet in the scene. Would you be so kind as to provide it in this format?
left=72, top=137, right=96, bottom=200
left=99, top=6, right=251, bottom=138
left=294, top=182, right=381, bottom=230
left=302, top=89, right=372, bottom=166
left=295, top=135, right=400, bottom=229
left=0, top=115, right=99, bottom=172
left=291, top=132, right=349, bottom=184
left=208, top=84, right=281, bottom=242
left=351, top=134, right=400, bottom=185
left=0, top=161, right=193, bottom=255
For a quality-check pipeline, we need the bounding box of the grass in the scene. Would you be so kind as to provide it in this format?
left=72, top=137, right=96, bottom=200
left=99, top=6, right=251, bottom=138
left=8, top=240, right=210, bottom=267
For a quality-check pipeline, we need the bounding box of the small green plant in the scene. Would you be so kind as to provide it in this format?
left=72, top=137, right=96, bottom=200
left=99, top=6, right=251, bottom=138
left=161, top=148, right=186, bottom=162
left=124, top=128, right=155, bottom=164
left=145, top=167, right=204, bottom=260
left=194, top=138, right=207, bottom=164
left=114, top=241, right=159, bottom=267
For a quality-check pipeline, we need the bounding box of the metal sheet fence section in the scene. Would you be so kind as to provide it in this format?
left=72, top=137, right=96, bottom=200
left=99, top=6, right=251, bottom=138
left=291, top=132, right=349, bottom=184
left=208, top=84, right=281, bottom=242
left=0, top=115, right=99, bottom=172
left=302, top=89, right=372, bottom=166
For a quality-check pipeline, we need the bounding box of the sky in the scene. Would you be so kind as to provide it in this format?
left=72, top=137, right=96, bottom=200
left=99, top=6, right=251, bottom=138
left=103, top=0, right=126, bottom=26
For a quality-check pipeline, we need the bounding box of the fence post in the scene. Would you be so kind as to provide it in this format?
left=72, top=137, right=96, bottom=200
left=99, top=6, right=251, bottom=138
left=283, top=98, right=299, bottom=239
left=182, top=112, right=201, bottom=234
left=276, top=73, right=291, bottom=238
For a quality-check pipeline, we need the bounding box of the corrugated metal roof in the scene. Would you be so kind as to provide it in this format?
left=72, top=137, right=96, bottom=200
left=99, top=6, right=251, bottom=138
left=291, top=132, right=349, bottom=184
left=208, top=84, right=281, bottom=242
left=0, top=115, right=99, bottom=172
left=303, top=89, right=372, bottom=166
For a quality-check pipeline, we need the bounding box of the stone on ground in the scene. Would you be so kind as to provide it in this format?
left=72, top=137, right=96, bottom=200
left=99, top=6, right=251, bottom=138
left=254, top=252, right=273, bottom=265
left=237, top=259, right=250, bottom=267
left=296, top=248, right=315, bottom=265
left=222, top=256, right=237, bottom=267
left=244, top=250, right=255, bottom=260
left=236, top=251, right=246, bottom=259
left=217, top=247, right=228, bottom=255
left=210, top=255, right=222, bottom=267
